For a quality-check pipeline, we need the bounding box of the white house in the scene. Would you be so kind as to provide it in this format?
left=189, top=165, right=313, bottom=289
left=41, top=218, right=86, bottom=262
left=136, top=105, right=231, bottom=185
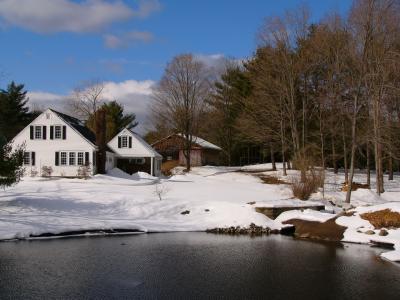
left=107, top=128, right=162, bottom=176
left=12, top=108, right=162, bottom=177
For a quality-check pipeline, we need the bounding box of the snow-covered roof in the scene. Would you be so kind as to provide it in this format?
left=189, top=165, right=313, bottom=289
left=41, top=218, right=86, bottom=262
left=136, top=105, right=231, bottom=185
left=152, top=133, right=222, bottom=151
left=128, top=129, right=162, bottom=158
left=177, top=134, right=222, bottom=151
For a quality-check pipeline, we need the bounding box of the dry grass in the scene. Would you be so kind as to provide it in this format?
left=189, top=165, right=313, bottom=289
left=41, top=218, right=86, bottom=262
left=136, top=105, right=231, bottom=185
left=341, top=182, right=370, bottom=192
left=290, top=170, right=325, bottom=200
left=360, top=209, right=400, bottom=229
left=258, top=175, right=288, bottom=185
left=161, top=160, right=179, bottom=176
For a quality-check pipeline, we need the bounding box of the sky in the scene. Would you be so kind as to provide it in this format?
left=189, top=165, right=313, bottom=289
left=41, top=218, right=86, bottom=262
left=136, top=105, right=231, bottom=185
left=0, top=0, right=352, bottom=132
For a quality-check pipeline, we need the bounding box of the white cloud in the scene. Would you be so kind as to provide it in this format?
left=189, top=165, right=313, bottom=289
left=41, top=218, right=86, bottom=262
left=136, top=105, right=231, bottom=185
left=104, top=30, right=154, bottom=49
left=27, top=79, right=156, bottom=133
left=0, top=0, right=161, bottom=33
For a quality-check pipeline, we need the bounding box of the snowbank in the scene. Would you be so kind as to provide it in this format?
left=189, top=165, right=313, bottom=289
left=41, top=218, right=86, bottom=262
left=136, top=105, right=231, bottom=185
left=0, top=167, right=287, bottom=240
left=275, top=209, right=336, bottom=223
left=336, top=202, right=400, bottom=262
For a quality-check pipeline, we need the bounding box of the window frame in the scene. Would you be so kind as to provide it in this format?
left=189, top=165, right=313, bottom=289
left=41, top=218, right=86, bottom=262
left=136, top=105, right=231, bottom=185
left=121, top=136, right=128, bottom=148
left=69, top=152, right=76, bottom=166
left=77, top=152, right=84, bottom=166
left=23, top=152, right=31, bottom=165
left=34, top=126, right=42, bottom=140
left=54, top=125, right=62, bottom=139
left=60, top=152, right=67, bottom=166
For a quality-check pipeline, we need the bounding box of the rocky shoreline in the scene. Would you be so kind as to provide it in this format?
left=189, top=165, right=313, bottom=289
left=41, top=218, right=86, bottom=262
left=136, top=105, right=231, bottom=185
left=206, top=223, right=281, bottom=235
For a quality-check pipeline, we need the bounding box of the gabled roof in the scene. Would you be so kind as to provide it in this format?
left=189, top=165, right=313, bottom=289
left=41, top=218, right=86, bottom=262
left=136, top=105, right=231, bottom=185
left=152, top=133, right=222, bottom=151
left=49, top=109, right=97, bottom=146
left=107, top=127, right=162, bottom=158
left=127, top=128, right=162, bottom=158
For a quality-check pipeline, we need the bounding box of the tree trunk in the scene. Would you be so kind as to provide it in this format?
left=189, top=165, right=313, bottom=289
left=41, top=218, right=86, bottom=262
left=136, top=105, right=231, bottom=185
left=332, top=135, right=338, bottom=174
left=346, top=92, right=360, bottom=204
left=270, top=143, right=276, bottom=171
left=342, top=123, right=348, bottom=183
left=287, top=160, right=291, bottom=170
left=388, top=154, right=393, bottom=181
left=366, top=142, right=371, bottom=187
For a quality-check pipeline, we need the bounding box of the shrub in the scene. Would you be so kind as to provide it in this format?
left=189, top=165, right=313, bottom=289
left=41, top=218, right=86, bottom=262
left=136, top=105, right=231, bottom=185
left=41, top=166, right=53, bottom=177
left=290, top=169, right=325, bottom=200
left=30, top=168, right=38, bottom=177
left=77, top=165, right=91, bottom=179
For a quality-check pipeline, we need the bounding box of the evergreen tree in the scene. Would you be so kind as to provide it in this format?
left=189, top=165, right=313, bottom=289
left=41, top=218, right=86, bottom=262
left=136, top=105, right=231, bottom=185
left=86, top=101, right=138, bottom=142
left=0, top=136, right=24, bottom=189
left=0, top=82, right=31, bottom=141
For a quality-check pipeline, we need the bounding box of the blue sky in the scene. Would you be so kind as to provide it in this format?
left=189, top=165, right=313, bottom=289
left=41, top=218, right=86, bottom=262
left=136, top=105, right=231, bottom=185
left=0, top=0, right=352, bottom=130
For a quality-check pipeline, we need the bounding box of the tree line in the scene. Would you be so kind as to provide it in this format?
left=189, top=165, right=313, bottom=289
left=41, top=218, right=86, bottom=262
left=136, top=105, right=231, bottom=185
left=149, top=0, right=400, bottom=202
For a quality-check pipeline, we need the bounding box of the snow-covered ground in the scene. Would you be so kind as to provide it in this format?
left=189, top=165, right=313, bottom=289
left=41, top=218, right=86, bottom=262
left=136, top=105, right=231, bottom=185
left=1, top=163, right=400, bottom=263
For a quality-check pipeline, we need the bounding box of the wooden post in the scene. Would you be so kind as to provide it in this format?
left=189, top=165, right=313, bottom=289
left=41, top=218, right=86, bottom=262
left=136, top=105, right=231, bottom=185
left=150, top=157, right=154, bottom=176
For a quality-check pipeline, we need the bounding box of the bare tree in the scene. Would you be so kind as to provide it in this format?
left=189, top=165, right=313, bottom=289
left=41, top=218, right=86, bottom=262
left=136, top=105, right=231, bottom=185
left=152, top=54, right=210, bottom=171
left=69, top=80, right=105, bottom=125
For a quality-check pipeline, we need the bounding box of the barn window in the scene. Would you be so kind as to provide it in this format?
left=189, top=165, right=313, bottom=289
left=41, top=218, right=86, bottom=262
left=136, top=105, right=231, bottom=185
left=121, top=136, right=128, bottom=148
left=60, top=152, right=67, bottom=166
left=77, top=152, right=84, bottom=165
left=35, top=126, right=42, bottom=139
left=54, top=126, right=62, bottom=139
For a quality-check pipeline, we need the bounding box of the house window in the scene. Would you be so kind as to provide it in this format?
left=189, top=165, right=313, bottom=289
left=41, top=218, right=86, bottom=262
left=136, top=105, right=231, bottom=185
left=121, top=136, right=128, bottom=148
left=69, top=152, right=76, bottom=166
left=60, top=152, right=67, bottom=166
left=135, top=158, right=145, bottom=165
left=35, top=126, right=42, bottom=139
left=46, top=113, right=51, bottom=119
left=55, top=126, right=62, bottom=139
left=23, top=152, right=31, bottom=165
left=77, top=152, right=84, bottom=165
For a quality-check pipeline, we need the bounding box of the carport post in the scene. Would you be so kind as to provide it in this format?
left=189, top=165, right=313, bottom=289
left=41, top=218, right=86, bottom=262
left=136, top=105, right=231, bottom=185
left=150, top=156, right=154, bottom=176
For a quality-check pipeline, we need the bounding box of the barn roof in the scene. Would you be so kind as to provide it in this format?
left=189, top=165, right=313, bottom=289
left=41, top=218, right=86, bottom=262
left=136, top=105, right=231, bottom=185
left=152, top=133, right=222, bottom=151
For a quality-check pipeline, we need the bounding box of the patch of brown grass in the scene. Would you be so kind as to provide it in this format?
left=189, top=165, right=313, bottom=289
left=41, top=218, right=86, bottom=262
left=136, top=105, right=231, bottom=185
left=341, top=182, right=370, bottom=192
left=161, top=160, right=179, bottom=176
left=258, top=175, right=288, bottom=185
left=360, top=209, right=400, bottom=229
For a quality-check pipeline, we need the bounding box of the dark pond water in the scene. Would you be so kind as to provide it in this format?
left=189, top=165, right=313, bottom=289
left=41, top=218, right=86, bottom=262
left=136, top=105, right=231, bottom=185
left=0, top=233, right=399, bottom=300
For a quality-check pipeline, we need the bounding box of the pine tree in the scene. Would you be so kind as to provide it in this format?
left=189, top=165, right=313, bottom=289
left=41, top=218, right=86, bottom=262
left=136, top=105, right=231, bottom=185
left=0, top=136, right=24, bottom=189
left=0, top=81, right=31, bottom=141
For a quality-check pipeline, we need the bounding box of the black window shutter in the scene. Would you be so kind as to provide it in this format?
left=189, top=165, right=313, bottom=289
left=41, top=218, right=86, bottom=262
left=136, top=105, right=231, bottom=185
left=62, top=126, right=67, bottom=140
left=85, top=152, right=89, bottom=166
left=42, top=126, right=47, bottom=139
left=55, top=152, right=59, bottom=166
left=30, top=126, right=34, bottom=140
left=31, top=152, right=35, bottom=166
left=50, top=126, right=54, bottom=139
left=129, top=136, right=132, bottom=148
left=118, top=137, right=121, bottom=148
left=93, top=151, right=96, bottom=166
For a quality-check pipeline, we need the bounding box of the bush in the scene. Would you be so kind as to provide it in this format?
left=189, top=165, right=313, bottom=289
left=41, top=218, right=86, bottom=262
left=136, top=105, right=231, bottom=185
left=30, top=168, right=38, bottom=177
left=77, top=165, right=91, bottom=179
left=41, top=166, right=53, bottom=177
left=290, top=169, right=325, bottom=200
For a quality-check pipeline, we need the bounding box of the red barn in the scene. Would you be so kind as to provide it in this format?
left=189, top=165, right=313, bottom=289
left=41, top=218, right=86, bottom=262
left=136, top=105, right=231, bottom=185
left=152, top=133, right=222, bottom=166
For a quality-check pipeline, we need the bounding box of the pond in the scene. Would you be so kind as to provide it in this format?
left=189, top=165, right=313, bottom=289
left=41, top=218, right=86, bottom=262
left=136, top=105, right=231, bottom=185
left=0, top=233, right=399, bottom=299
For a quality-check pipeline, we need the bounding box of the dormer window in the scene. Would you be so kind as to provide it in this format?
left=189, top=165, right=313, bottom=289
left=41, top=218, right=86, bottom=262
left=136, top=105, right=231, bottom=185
left=121, top=136, right=128, bottom=148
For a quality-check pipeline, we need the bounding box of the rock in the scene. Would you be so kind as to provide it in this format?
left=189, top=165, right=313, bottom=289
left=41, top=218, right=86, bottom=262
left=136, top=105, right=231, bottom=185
left=247, top=201, right=256, bottom=205
left=379, top=229, right=389, bottom=236
left=180, top=210, right=190, bottom=215
left=204, top=209, right=210, bottom=212
left=365, top=230, right=375, bottom=235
